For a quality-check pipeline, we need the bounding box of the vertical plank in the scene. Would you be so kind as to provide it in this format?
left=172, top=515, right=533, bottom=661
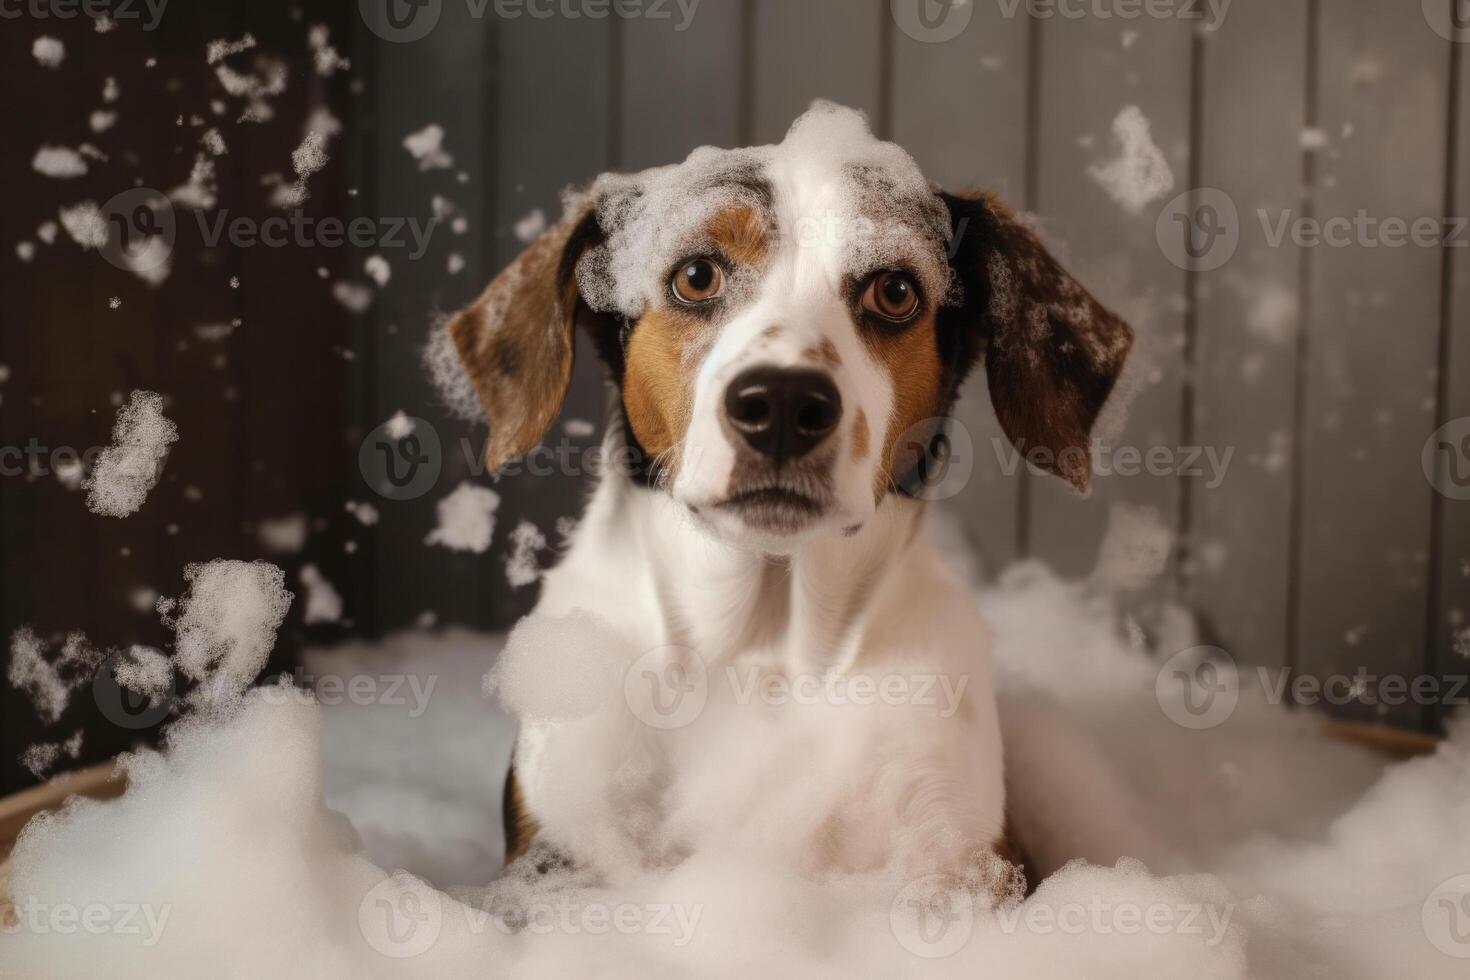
left=1294, top=4, right=1450, bottom=725
left=362, top=3, right=492, bottom=632
left=1026, top=13, right=1194, bottom=580
left=890, top=1, right=1030, bottom=575
left=485, top=12, right=612, bottom=628
left=621, top=0, right=743, bottom=171
left=1186, top=2, right=1309, bottom=671
left=751, top=0, right=883, bottom=143
left=1431, top=23, right=1469, bottom=730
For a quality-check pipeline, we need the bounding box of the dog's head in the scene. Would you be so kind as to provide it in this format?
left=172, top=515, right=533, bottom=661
left=447, top=103, right=1131, bottom=550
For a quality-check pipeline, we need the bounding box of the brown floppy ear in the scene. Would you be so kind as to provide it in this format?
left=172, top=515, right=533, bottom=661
left=446, top=206, right=602, bottom=474
left=939, top=191, right=1132, bottom=492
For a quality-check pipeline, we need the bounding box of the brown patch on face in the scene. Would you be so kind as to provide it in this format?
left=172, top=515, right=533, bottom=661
left=761, top=325, right=783, bottom=341
left=705, top=204, right=770, bottom=267
left=863, top=312, right=946, bottom=495
left=623, top=307, right=709, bottom=465
left=851, top=407, right=869, bottom=460
left=803, top=337, right=842, bottom=369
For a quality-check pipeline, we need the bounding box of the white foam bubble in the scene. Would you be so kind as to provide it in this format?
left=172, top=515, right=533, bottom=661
left=1086, top=105, right=1175, bottom=215
left=84, top=391, right=178, bottom=518
left=424, top=482, right=499, bottom=554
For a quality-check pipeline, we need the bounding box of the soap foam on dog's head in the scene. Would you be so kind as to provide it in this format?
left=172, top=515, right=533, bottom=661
left=576, top=102, right=954, bottom=323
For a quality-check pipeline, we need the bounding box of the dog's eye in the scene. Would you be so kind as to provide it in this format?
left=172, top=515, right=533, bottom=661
left=862, top=271, right=920, bottom=322
left=671, top=258, right=725, bottom=304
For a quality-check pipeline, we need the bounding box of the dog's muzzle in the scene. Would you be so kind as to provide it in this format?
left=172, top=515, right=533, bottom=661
left=712, top=365, right=842, bottom=536
left=723, top=366, right=842, bottom=466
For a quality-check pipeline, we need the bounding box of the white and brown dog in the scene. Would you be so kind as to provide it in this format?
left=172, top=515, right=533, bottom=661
left=446, top=104, right=1131, bottom=891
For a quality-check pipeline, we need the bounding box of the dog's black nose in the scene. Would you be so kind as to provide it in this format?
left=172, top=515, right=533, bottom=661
left=724, top=367, right=842, bottom=464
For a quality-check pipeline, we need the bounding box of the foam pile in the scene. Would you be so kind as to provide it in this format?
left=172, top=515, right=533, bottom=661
left=4, top=539, right=1469, bottom=976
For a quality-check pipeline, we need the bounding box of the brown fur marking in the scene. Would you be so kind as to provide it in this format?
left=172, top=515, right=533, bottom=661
left=623, top=308, right=705, bottom=462
left=803, top=337, right=842, bottom=368
left=862, top=312, right=946, bottom=494
left=851, top=407, right=870, bottom=460
left=706, top=204, right=770, bottom=267
left=502, top=765, right=540, bottom=865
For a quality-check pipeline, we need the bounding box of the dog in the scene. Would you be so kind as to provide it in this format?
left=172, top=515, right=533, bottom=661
left=445, top=103, right=1132, bottom=891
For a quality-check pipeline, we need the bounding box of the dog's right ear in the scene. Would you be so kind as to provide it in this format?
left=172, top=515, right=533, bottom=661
left=446, top=206, right=604, bottom=474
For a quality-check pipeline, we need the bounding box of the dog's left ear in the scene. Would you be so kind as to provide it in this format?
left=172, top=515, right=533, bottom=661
left=446, top=206, right=604, bottom=474
left=939, top=191, right=1132, bottom=492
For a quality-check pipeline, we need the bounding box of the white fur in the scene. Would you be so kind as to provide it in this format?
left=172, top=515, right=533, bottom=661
left=513, top=457, right=1006, bottom=880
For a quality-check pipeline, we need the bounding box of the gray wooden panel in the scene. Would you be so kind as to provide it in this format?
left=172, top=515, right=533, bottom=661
left=488, top=12, right=613, bottom=626
left=621, top=0, right=743, bottom=171
left=1186, top=1, right=1310, bottom=670
left=363, top=5, right=492, bottom=631
left=1026, top=15, right=1193, bottom=579
left=751, top=0, right=884, bottom=143
left=1433, top=36, right=1469, bottom=729
left=891, top=2, right=1030, bottom=575
left=1295, top=2, right=1449, bottom=725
